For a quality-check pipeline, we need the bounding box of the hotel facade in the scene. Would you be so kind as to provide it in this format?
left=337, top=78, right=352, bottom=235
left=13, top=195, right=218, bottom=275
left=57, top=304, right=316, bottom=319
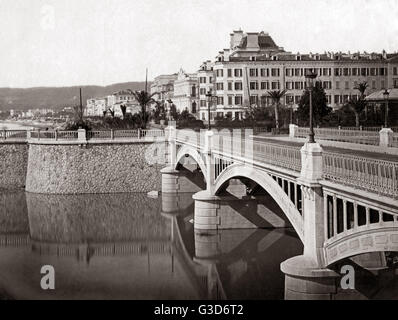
left=197, top=30, right=398, bottom=121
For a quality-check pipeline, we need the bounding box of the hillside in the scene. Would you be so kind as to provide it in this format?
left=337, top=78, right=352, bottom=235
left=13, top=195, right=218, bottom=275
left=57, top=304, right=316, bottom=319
left=0, top=81, right=150, bottom=111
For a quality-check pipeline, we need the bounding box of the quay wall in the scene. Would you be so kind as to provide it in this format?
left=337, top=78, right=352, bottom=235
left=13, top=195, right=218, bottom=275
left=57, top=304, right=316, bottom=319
left=0, top=143, right=29, bottom=190
left=25, top=142, right=164, bottom=194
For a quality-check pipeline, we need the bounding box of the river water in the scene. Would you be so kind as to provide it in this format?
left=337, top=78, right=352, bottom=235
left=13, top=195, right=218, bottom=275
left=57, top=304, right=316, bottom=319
left=0, top=191, right=397, bottom=300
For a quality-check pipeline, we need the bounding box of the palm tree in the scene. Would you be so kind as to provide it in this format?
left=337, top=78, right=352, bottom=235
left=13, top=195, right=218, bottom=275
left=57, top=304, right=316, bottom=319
left=132, top=90, right=157, bottom=129
left=346, top=98, right=366, bottom=128
left=120, top=104, right=127, bottom=119
left=267, top=90, right=287, bottom=130
left=355, top=81, right=368, bottom=99
left=355, top=81, right=369, bottom=122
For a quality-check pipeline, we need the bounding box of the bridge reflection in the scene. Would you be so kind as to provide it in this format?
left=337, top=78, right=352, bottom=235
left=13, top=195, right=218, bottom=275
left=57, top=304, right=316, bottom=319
left=0, top=191, right=397, bottom=299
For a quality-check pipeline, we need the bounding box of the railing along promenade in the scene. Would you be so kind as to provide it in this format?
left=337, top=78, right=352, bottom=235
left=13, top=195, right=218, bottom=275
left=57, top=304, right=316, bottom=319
left=176, top=129, right=398, bottom=199
left=292, top=125, right=398, bottom=148
left=0, top=129, right=165, bottom=142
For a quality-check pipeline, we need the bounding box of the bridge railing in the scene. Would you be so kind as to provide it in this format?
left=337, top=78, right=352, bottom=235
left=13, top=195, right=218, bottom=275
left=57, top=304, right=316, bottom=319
left=176, top=129, right=205, bottom=148
left=211, top=134, right=302, bottom=173
left=26, top=129, right=164, bottom=142
left=323, top=152, right=398, bottom=199
left=0, top=130, right=27, bottom=141
left=295, top=127, right=380, bottom=145
left=30, top=130, right=78, bottom=140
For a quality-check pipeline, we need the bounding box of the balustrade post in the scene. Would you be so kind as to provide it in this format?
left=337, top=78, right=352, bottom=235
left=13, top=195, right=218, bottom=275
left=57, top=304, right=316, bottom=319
left=3, top=130, right=6, bottom=140
left=110, top=129, right=114, bottom=140
left=138, top=129, right=141, bottom=139
left=289, top=124, right=298, bottom=138
left=38, top=129, right=40, bottom=141
left=55, top=129, right=58, bottom=141
left=379, top=128, right=393, bottom=148
left=77, top=128, right=87, bottom=143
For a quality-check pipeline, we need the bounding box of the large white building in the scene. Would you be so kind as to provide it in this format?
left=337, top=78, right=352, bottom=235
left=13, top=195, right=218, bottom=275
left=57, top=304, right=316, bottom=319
left=197, top=30, right=398, bottom=121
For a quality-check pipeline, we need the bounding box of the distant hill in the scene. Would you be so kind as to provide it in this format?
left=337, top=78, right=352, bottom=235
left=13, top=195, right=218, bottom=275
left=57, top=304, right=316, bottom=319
left=0, top=82, right=150, bottom=111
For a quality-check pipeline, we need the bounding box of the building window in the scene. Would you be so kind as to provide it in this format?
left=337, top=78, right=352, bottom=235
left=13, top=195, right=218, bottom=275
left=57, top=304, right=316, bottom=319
left=372, top=80, right=376, bottom=89
left=271, top=81, right=280, bottom=90
left=343, top=68, right=350, bottom=76
left=235, top=95, right=242, bottom=105
left=336, top=81, right=340, bottom=89
left=234, top=69, right=243, bottom=77
left=216, top=69, right=224, bottom=77
left=249, top=81, right=258, bottom=90
left=200, top=77, right=206, bottom=84
left=334, top=95, right=340, bottom=104
left=393, top=67, right=398, bottom=76
left=217, top=96, right=224, bottom=105
left=345, top=81, right=349, bottom=90
left=228, top=96, right=233, bottom=105
left=249, top=68, right=258, bottom=77
left=260, top=68, right=268, bottom=77
left=234, top=82, right=243, bottom=90
left=216, top=83, right=224, bottom=90
left=294, top=68, right=301, bottom=77
left=271, top=68, right=280, bottom=77
left=228, top=82, right=233, bottom=91
left=286, top=95, right=294, bottom=104
left=250, top=95, right=258, bottom=105
left=352, top=68, right=358, bottom=76
left=227, top=69, right=232, bottom=77
left=261, top=81, right=269, bottom=90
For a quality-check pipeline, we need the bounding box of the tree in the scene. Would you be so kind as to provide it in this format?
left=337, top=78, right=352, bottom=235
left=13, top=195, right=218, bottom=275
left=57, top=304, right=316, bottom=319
left=355, top=81, right=368, bottom=99
left=345, top=98, right=366, bottom=128
left=354, top=81, right=369, bottom=123
left=132, top=90, right=157, bottom=129
left=297, top=83, right=331, bottom=126
left=120, top=104, right=127, bottom=119
left=267, top=90, right=287, bottom=129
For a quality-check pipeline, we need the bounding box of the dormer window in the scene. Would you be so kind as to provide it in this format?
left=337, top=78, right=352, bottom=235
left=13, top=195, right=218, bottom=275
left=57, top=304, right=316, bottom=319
left=272, top=56, right=277, bottom=61
left=296, top=55, right=301, bottom=61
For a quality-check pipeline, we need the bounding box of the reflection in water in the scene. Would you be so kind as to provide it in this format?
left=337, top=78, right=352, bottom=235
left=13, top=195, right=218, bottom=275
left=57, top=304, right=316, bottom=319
left=0, top=191, right=397, bottom=300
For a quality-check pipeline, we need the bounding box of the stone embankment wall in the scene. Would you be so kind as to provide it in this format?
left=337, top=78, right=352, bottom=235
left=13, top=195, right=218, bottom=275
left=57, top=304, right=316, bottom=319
left=25, top=142, right=164, bottom=194
left=0, top=143, right=29, bottom=190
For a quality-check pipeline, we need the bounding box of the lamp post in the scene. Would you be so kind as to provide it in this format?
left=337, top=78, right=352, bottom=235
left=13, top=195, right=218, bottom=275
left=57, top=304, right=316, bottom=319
left=205, top=89, right=214, bottom=130
left=305, top=69, right=317, bottom=143
left=383, top=89, right=389, bottom=128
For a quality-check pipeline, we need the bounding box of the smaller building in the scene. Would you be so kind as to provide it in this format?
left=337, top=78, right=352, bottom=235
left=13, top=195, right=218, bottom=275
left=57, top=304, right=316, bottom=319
left=172, top=68, right=198, bottom=114
left=150, top=74, right=178, bottom=102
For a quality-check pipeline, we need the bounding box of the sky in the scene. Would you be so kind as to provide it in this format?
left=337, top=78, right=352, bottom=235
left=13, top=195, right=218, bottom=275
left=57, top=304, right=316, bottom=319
left=0, top=0, right=397, bottom=88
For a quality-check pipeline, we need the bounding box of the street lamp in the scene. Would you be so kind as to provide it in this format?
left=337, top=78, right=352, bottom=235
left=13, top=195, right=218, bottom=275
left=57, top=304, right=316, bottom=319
left=383, top=89, right=389, bottom=128
left=205, top=89, right=214, bottom=130
left=305, top=69, right=317, bottom=143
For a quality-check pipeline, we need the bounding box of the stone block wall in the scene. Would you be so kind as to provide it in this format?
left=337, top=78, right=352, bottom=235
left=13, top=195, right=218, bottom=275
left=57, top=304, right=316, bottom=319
left=0, top=143, right=29, bottom=190
left=26, top=142, right=164, bottom=194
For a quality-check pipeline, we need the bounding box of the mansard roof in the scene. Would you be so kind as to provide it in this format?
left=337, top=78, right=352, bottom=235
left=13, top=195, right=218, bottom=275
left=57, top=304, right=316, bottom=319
left=237, top=32, right=279, bottom=50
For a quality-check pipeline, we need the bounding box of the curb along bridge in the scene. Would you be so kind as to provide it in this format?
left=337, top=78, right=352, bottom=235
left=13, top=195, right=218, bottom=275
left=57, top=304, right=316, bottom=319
left=161, top=127, right=398, bottom=299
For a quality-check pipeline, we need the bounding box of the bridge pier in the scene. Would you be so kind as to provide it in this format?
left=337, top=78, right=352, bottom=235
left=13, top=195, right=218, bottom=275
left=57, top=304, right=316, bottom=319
left=193, top=190, right=291, bottom=230
left=281, top=142, right=339, bottom=300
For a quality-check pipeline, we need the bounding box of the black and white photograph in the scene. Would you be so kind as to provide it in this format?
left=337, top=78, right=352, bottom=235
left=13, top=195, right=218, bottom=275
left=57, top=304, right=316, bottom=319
left=0, top=0, right=398, bottom=308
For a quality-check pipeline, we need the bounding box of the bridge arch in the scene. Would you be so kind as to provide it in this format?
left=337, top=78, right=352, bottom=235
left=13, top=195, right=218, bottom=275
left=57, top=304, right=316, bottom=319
left=175, top=145, right=207, bottom=182
left=213, top=164, right=304, bottom=242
